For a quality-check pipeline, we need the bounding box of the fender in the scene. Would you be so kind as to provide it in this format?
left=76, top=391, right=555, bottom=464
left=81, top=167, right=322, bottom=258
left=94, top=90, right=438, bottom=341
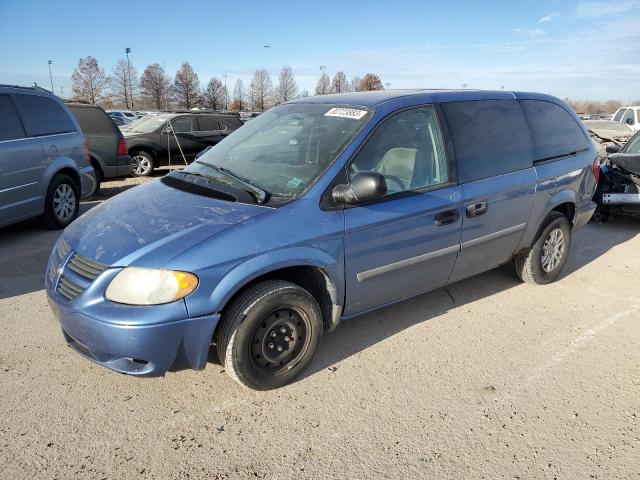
left=40, top=157, right=82, bottom=205
left=203, top=247, right=344, bottom=321
left=520, top=188, right=577, bottom=248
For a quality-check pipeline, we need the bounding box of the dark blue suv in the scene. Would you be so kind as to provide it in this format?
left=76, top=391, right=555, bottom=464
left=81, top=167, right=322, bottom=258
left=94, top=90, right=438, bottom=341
left=46, top=90, right=598, bottom=389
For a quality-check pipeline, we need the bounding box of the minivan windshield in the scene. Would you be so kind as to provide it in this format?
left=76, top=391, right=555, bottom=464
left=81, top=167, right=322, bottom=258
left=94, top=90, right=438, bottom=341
left=183, top=103, right=372, bottom=201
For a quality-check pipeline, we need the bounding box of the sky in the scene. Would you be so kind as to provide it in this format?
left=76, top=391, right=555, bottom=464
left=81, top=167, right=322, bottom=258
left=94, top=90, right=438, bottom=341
left=0, top=0, right=639, bottom=102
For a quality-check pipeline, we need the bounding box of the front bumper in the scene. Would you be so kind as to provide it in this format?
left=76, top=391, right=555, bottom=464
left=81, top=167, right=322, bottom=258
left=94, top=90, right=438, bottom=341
left=46, top=264, right=220, bottom=377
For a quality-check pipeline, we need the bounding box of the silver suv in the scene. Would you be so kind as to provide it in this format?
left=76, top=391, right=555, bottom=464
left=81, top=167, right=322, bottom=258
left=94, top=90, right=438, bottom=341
left=0, top=85, right=96, bottom=229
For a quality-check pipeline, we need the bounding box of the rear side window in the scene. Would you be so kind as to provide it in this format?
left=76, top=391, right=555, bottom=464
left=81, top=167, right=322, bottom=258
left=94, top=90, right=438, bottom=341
left=12, top=94, right=76, bottom=137
left=441, top=100, right=532, bottom=183
left=0, top=95, right=25, bottom=141
left=68, top=106, right=117, bottom=135
left=520, top=100, right=589, bottom=161
left=197, top=116, right=220, bottom=131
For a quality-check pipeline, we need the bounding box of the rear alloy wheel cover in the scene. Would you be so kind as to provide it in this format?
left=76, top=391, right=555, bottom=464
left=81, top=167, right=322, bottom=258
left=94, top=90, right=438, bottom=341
left=52, top=183, right=76, bottom=222
left=131, top=155, right=152, bottom=175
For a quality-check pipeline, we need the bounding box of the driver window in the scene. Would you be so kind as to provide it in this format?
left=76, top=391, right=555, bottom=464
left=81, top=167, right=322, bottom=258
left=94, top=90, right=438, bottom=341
left=169, top=116, right=193, bottom=133
left=349, top=106, right=448, bottom=194
left=623, top=109, right=635, bottom=126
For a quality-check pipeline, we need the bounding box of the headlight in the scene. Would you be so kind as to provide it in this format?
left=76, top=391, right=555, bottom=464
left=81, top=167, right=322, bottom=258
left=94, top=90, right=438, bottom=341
left=105, top=267, right=198, bottom=305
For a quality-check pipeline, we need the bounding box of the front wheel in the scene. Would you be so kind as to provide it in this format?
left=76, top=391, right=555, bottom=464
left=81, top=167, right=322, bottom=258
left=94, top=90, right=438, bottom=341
left=130, top=151, right=154, bottom=177
left=216, top=280, right=323, bottom=390
left=514, top=212, right=572, bottom=284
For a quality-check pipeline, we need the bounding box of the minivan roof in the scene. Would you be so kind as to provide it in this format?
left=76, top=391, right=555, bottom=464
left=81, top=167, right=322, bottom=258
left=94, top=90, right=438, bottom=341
left=286, top=89, right=562, bottom=107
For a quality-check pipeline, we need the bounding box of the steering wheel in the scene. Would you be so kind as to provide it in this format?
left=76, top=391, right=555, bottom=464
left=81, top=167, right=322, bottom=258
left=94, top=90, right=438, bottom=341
left=383, top=174, right=407, bottom=192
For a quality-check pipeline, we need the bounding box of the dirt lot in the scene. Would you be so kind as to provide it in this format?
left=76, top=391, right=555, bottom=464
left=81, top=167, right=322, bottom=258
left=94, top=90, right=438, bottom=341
left=1, top=173, right=639, bottom=479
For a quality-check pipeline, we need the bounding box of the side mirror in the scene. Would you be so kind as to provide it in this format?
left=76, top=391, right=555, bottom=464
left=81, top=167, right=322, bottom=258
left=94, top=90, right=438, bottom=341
left=332, top=171, right=387, bottom=205
left=161, top=127, right=171, bottom=135
left=605, top=144, right=621, bottom=154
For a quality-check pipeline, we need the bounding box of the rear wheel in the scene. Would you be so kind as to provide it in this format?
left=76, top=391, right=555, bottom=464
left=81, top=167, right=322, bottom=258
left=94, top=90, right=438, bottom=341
left=130, top=151, right=154, bottom=177
left=514, top=212, right=571, bottom=284
left=42, top=174, right=80, bottom=229
left=217, top=280, right=323, bottom=390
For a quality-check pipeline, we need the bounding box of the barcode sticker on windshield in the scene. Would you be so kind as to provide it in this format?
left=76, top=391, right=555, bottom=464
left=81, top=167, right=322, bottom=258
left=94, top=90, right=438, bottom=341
left=324, top=108, right=368, bottom=120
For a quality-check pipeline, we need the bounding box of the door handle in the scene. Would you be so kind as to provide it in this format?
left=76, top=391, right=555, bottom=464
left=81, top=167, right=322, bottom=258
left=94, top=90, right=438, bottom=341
left=434, top=209, right=460, bottom=226
left=466, top=202, right=488, bottom=218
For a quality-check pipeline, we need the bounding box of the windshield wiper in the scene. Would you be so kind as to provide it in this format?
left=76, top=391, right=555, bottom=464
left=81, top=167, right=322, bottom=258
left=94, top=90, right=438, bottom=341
left=195, top=161, right=270, bottom=204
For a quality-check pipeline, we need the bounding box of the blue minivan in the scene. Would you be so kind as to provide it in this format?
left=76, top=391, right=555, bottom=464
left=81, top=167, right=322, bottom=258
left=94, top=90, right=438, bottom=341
left=46, top=90, right=598, bottom=389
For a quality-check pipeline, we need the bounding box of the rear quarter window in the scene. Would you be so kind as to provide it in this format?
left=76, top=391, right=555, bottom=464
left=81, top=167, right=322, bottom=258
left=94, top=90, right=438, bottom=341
left=0, top=95, right=26, bottom=141
left=520, top=100, right=589, bottom=161
left=441, top=99, right=532, bottom=183
left=12, top=94, right=76, bottom=137
left=68, top=106, right=117, bottom=135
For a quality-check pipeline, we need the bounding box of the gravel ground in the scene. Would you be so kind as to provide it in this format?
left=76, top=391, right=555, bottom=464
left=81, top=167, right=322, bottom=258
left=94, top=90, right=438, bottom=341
left=1, top=173, right=639, bottom=479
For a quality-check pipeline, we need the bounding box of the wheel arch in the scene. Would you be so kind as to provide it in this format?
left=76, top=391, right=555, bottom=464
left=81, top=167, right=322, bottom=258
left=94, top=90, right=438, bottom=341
left=206, top=250, right=344, bottom=334
left=518, top=189, right=577, bottom=252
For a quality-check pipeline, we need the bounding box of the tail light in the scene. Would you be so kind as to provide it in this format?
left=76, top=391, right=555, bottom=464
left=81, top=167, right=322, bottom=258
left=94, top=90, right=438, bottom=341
left=592, top=157, right=601, bottom=184
left=117, top=137, right=127, bottom=156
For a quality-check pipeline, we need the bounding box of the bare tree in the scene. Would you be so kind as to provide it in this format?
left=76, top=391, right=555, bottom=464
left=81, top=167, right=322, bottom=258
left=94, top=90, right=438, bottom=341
left=229, top=79, right=246, bottom=111
left=315, top=72, right=331, bottom=95
left=275, top=65, right=298, bottom=104
left=202, top=77, right=225, bottom=110
left=331, top=71, right=349, bottom=94
left=173, top=62, right=200, bottom=109
left=71, top=56, right=109, bottom=104
left=140, top=63, right=171, bottom=110
left=250, top=69, right=273, bottom=111
left=350, top=76, right=361, bottom=93
left=358, top=73, right=384, bottom=91
left=110, top=59, right=137, bottom=108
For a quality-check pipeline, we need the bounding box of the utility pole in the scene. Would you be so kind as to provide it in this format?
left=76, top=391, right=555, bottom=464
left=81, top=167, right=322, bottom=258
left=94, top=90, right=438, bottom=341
left=125, top=47, right=134, bottom=109
left=47, top=60, right=54, bottom=93
left=223, top=74, right=228, bottom=110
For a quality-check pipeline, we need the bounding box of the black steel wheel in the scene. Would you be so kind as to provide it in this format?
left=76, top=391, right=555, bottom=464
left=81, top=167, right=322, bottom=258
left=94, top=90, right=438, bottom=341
left=217, top=280, right=323, bottom=390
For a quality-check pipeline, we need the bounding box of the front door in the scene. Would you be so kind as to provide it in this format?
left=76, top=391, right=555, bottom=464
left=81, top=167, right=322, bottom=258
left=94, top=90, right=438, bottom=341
left=343, top=105, right=462, bottom=316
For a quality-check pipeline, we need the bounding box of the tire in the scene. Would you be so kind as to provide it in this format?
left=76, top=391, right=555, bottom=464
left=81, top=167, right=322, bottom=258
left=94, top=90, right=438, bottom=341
left=42, top=174, right=80, bottom=229
left=217, top=280, right=323, bottom=390
left=130, top=150, right=154, bottom=177
left=514, top=212, right=572, bottom=285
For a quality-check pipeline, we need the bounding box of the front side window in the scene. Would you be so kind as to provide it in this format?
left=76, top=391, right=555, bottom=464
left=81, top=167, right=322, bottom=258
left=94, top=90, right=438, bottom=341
left=613, top=109, right=627, bottom=122
left=622, top=108, right=635, bottom=126
left=349, top=106, right=448, bottom=194
left=520, top=100, right=590, bottom=161
left=624, top=133, right=640, bottom=154
left=169, top=116, right=193, bottom=133
left=441, top=100, right=532, bottom=183
left=0, top=95, right=25, bottom=141
left=185, top=103, right=372, bottom=200
left=12, top=94, right=75, bottom=137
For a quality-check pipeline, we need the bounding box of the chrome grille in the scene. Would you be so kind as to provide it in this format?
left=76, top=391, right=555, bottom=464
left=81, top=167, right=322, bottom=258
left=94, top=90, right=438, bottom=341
left=57, top=276, right=84, bottom=301
left=67, top=253, right=107, bottom=281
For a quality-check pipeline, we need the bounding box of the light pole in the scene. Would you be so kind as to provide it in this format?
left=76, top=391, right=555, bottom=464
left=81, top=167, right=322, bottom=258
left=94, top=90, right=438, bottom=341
left=47, top=60, right=54, bottom=93
left=125, top=47, right=134, bottom=109
left=223, top=74, right=228, bottom=111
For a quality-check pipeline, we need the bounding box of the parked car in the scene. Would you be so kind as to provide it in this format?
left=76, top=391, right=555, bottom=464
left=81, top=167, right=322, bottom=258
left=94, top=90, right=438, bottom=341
left=611, top=106, right=640, bottom=132
left=123, top=112, right=243, bottom=176
left=107, top=110, right=138, bottom=122
left=111, top=115, right=128, bottom=127
left=46, top=90, right=597, bottom=389
left=582, top=120, right=633, bottom=157
left=593, top=130, right=640, bottom=219
left=66, top=103, right=131, bottom=193
left=0, top=85, right=95, bottom=229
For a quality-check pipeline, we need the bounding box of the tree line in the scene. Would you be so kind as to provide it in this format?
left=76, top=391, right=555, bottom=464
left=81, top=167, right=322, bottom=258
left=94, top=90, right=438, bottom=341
left=70, top=56, right=385, bottom=112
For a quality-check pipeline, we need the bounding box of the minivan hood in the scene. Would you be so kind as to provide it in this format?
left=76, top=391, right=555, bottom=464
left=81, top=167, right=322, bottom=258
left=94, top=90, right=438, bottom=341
left=64, top=179, right=269, bottom=267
